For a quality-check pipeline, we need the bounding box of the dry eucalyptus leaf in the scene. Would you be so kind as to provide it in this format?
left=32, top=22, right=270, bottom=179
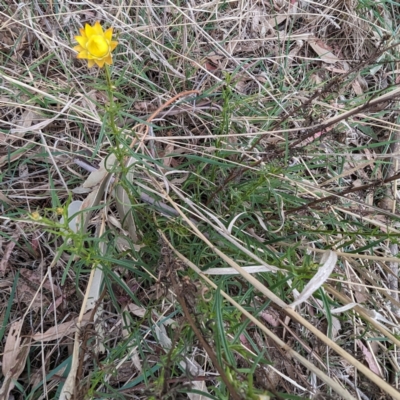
left=82, top=154, right=116, bottom=189
left=0, top=142, right=35, bottom=168
left=9, top=109, right=41, bottom=140
left=134, top=100, right=157, bottom=113
left=2, top=319, right=24, bottom=376
left=162, top=143, right=175, bottom=167
left=309, top=38, right=340, bottom=64
left=356, top=340, right=382, bottom=378
left=0, top=230, right=20, bottom=276
left=16, top=281, right=50, bottom=310
left=19, top=268, right=61, bottom=296
left=0, top=190, right=14, bottom=205
left=266, top=1, right=298, bottom=27
left=0, top=342, right=31, bottom=398
left=10, top=100, right=75, bottom=136
left=0, top=319, right=31, bottom=398
left=31, top=312, right=92, bottom=342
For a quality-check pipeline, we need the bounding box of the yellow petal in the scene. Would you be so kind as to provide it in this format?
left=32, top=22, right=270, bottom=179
left=87, top=59, right=96, bottom=68
left=75, top=35, right=87, bottom=48
left=93, top=21, right=103, bottom=35
left=95, top=58, right=106, bottom=68
left=103, top=54, right=113, bottom=65
left=87, top=36, right=109, bottom=57
left=77, top=50, right=88, bottom=59
left=73, top=45, right=83, bottom=52
left=79, top=27, right=86, bottom=37
left=105, top=27, right=113, bottom=41
left=84, top=23, right=96, bottom=38
left=110, top=41, right=118, bottom=51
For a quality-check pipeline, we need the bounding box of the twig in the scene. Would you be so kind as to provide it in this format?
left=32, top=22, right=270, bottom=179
left=274, top=170, right=400, bottom=219
left=169, top=270, right=243, bottom=400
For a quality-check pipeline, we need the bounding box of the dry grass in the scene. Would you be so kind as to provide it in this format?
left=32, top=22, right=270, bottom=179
left=1, top=0, right=400, bottom=399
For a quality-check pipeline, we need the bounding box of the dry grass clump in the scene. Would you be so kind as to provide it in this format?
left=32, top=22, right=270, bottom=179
left=1, top=0, right=400, bottom=399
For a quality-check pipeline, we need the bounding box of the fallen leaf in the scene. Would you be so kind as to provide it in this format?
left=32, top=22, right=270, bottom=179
left=0, top=342, right=31, bottom=398
left=0, top=142, right=36, bottom=168
left=19, top=268, right=62, bottom=296
left=267, top=1, right=298, bottom=27
left=16, top=281, right=50, bottom=310
left=309, top=38, right=340, bottom=64
left=0, top=319, right=31, bottom=398
left=31, top=312, right=92, bottom=342
left=356, top=340, right=382, bottom=377
left=0, top=190, right=15, bottom=205
left=2, top=319, right=24, bottom=376
left=10, top=109, right=42, bottom=141
left=162, top=143, right=175, bottom=167
left=289, top=251, right=337, bottom=308
left=82, top=154, right=116, bottom=189
left=134, top=101, right=157, bottom=113
left=0, top=230, right=21, bottom=276
left=260, top=309, right=280, bottom=327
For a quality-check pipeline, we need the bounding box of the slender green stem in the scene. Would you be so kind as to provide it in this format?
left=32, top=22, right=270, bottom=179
left=104, top=64, right=126, bottom=167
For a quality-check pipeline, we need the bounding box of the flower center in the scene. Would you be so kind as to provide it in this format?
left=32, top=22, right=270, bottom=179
left=87, top=35, right=109, bottom=58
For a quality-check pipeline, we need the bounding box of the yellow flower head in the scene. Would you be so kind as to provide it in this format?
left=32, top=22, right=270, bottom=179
left=74, top=21, right=118, bottom=68
left=31, top=211, right=41, bottom=221
left=56, top=207, right=64, bottom=215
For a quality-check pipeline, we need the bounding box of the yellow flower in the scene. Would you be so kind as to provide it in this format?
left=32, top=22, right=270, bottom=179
left=31, top=211, right=41, bottom=221
left=74, top=21, right=118, bottom=68
left=56, top=207, right=64, bottom=215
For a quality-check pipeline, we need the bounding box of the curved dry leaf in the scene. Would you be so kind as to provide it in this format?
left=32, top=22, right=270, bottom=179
left=10, top=100, right=75, bottom=135
left=0, top=341, right=31, bottom=398
left=289, top=251, right=337, bottom=308
left=31, top=312, right=91, bottom=342
left=309, top=38, right=340, bottom=64
left=267, top=1, right=298, bottom=27
left=79, top=171, right=113, bottom=234
left=0, top=191, right=14, bottom=205
left=0, top=319, right=31, bottom=398
left=331, top=303, right=358, bottom=314
left=82, top=154, right=116, bottom=189
left=16, top=281, right=50, bottom=310
left=356, top=340, right=382, bottom=378
left=0, top=142, right=36, bottom=168
left=0, top=230, right=20, bottom=276
left=2, top=319, right=24, bottom=375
